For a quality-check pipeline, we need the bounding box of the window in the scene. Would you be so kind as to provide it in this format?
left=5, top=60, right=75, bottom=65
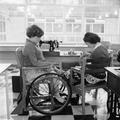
left=53, top=23, right=63, bottom=32
left=0, top=0, right=25, bottom=4
left=85, top=0, right=100, bottom=4
left=0, top=0, right=120, bottom=45
left=46, top=23, right=52, bottom=32
left=29, top=0, right=52, bottom=4
left=73, top=24, right=81, bottom=33
left=86, top=23, right=104, bottom=34
left=66, top=23, right=72, bottom=32
left=93, top=24, right=104, bottom=33
left=86, top=24, right=91, bottom=32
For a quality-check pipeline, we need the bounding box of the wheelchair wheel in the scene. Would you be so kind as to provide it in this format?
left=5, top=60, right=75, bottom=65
left=27, top=72, right=72, bottom=115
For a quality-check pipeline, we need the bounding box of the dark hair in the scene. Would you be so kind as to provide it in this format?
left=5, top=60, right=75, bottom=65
left=26, top=24, right=44, bottom=38
left=83, top=32, right=100, bottom=44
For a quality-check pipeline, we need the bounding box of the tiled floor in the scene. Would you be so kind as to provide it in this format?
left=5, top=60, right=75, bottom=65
left=0, top=65, right=110, bottom=120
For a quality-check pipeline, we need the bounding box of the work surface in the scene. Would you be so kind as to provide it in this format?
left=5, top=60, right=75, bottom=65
left=105, top=67, right=120, bottom=97
left=105, top=67, right=120, bottom=79
left=0, top=63, right=11, bottom=73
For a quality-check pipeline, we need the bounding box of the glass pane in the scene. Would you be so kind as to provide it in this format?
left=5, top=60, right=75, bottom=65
left=2, top=22, right=5, bottom=32
left=86, top=24, right=91, bottom=32
left=55, top=0, right=72, bottom=5
left=28, top=18, right=35, bottom=23
left=28, top=5, right=63, bottom=18
left=0, top=21, right=5, bottom=32
left=0, top=22, right=2, bottom=32
left=53, top=23, right=63, bottom=32
left=76, top=37, right=83, bottom=43
left=85, top=6, right=119, bottom=19
left=73, top=24, right=81, bottom=32
left=93, top=24, right=104, bottom=33
left=66, top=24, right=72, bottom=32
left=0, top=15, right=5, bottom=21
left=85, top=7, right=101, bottom=18
left=30, top=0, right=52, bottom=4
left=102, top=0, right=120, bottom=6
left=46, top=23, right=52, bottom=32
left=8, top=6, right=25, bottom=17
left=0, top=0, right=25, bottom=4
left=85, top=0, right=100, bottom=4
left=0, top=34, right=6, bottom=41
left=54, top=0, right=82, bottom=5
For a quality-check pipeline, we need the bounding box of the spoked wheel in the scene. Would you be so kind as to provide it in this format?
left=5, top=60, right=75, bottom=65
left=27, top=72, right=72, bottom=115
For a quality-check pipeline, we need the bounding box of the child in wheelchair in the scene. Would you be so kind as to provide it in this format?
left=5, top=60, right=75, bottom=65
left=22, top=24, right=68, bottom=105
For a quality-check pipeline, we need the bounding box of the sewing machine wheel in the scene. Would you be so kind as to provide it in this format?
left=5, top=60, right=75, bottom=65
left=27, top=72, right=72, bottom=115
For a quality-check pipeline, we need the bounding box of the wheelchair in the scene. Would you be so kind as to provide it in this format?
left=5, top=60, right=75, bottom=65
left=12, top=47, right=73, bottom=115
left=26, top=72, right=72, bottom=115
left=12, top=47, right=112, bottom=115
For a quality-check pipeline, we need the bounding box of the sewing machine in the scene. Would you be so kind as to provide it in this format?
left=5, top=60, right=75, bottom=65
left=39, top=40, right=59, bottom=52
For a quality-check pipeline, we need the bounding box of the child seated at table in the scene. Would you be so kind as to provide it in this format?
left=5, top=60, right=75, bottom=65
left=54, top=32, right=110, bottom=85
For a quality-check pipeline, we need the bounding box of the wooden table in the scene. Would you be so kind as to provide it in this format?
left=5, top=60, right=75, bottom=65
left=0, top=63, right=11, bottom=120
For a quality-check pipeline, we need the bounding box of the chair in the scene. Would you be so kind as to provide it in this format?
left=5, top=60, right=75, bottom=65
left=12, top=47, right=71, bottom=115
left=70, top=56, right=112, bottom=115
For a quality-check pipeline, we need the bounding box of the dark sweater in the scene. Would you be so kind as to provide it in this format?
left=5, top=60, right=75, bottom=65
left=86, top=45, right=110, bottom=79
left=87, top=45, right=110, bottom=69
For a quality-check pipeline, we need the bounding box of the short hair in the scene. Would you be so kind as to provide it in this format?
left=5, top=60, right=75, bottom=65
left=83, top=32, right=100, bottom=44
left=26, top=24, right=44, bottom=38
